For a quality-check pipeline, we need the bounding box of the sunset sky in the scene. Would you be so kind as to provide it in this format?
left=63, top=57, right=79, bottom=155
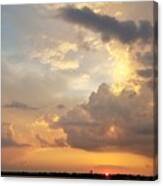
left=1, top=1, right=157, bottom=176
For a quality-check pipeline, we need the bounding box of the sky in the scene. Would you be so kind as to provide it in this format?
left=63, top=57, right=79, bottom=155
left=1, top=1, right=157, bottom=176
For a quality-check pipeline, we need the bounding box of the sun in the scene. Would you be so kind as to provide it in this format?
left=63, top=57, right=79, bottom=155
left=105, top=172, right=109, bottom=177
left=106, top=41, right=141, bottom=96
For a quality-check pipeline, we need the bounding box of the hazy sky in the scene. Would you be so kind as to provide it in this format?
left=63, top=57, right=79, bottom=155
left=1, top=1, right=157, bottom=176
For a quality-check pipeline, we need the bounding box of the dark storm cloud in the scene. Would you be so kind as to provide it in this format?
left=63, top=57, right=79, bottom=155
left=137, top=68, right=153, bottom=78
left=3, top=101, right=38, bottom=110
left=135, top=51, right=157, bottom=86
left=2, top=122, right=30, bottom=148
left=136, top=51, right=153, bottom=66
left=51, top=83, right=155, bottom=157
left=60, top=7, right=152, bottom=43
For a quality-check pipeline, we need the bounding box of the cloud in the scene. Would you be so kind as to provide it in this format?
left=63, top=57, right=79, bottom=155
left=75, top=28, right=103, bottom=51
left=56, top=104, right=66, bottom=109
left=59, top=7, right=152, bottom=44
left=52, top=83, right=155, bottom=157
left=2, top=122, right=30, bottom=148
left=136, top=51, right=153, bottom=67
left=32, top=116, right=68, bottom=148
left=32, top=41, right=79, bottom=71
left=137, top=68, right=153, bottom=78
left=51, top=60, right=79, bottom=70
left=3, top=101, right=38, bottom=110
left=55, top=138, right=68, bottom=147
left=2, top=137, right=30, bottom=148
left=35, top=134, right=52, bottom=148
left=35, top=133, right=68, bottom=148
left=2, top=58, right=73, bottom=107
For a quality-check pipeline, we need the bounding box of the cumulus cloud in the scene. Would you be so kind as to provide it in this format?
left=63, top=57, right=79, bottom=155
left=3, top=101, right=38, bottom=110
left=32, top=116, right=68, bottom=148
left=35, top=134, right=67, bottom=148
left=52, top=83, right=155, bottom=157
left=59, top=7, right=152, bottom=44
left=2, top=122, right=30, bottom=147
left=35, top=134, right=52, bottom=148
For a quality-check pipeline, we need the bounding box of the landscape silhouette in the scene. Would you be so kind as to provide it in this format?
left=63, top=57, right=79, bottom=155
left=1, top=171, right=158, bottom=181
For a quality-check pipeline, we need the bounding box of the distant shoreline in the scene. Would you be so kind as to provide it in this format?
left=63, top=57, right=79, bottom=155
left=1, top=171, right=158, bottom=181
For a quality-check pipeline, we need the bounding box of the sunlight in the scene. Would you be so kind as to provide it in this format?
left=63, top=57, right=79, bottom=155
left=106, top=124, right=123, bottom=139
left=106, top=41, right=141, bottom=96
left=105, top=172, right=109, bottom=177
left=52, top=115, right=60, bottom=123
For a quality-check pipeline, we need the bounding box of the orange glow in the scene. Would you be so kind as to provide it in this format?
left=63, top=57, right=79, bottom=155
left=2, top=147, right=154, bottom=176
left=105, top=172, right=109, bottom=176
